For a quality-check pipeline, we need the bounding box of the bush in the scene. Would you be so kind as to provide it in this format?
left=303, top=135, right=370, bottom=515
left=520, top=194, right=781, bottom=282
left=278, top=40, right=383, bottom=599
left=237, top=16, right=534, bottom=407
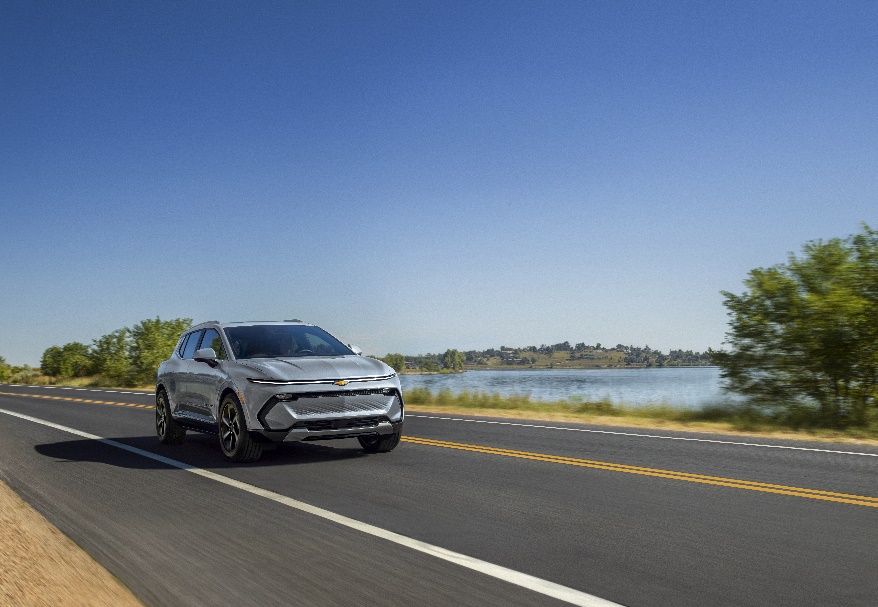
left=9, top=365, right=39, bottom=384
left=40, top=343, right=91, bottom=378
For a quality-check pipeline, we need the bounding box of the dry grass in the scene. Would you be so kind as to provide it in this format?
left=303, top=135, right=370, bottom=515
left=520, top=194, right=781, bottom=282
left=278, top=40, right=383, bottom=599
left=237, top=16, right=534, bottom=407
left=0, top=480, right=145, bottom=607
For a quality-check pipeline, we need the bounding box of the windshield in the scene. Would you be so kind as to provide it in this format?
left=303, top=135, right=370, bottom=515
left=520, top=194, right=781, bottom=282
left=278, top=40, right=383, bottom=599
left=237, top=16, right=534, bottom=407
left=223, top=325, right=354, bottom=359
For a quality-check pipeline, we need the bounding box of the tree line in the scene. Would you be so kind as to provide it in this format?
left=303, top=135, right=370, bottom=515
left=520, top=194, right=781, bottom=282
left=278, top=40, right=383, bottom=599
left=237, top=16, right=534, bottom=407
left=382, top=343, right=712, bottom=371
left=39, top=317, right=192, bottom=386
left=381, top=349, right=465, bottom=373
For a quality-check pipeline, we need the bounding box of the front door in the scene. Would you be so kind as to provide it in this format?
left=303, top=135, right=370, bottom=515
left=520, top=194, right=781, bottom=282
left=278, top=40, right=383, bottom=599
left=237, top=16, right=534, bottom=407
left=189, top=328, right=226, bottom=419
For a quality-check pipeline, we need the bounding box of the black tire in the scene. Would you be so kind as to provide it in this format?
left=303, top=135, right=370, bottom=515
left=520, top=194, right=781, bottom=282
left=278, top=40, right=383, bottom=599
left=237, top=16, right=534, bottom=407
left=219, top=394, right=262, bottom=463
left=156, top=390, right=186, bottom=445
left=358, top=430, right=402, bottom=453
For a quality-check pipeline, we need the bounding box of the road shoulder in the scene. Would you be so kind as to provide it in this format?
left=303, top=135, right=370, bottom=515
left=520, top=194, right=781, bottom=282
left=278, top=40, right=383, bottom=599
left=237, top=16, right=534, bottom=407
left=0, top=478, right=145, bottom=607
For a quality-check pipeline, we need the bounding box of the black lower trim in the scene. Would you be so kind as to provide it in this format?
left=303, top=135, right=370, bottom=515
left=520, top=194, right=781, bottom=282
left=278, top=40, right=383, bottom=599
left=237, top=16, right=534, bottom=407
left=175, top=418, right=219, bottom=435
left=291, top=415, right=388, bottom=432
left=300, top=420, right=404, bottom=442
left=249, top=431, right=286, bottom=443
left=257, top=396, right=281, bottom=430
left=302, top=432, right=378, bottom=441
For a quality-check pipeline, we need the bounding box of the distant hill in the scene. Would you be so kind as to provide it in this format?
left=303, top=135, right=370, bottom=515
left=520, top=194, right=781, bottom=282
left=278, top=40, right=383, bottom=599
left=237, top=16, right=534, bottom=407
left=396, top=342, right=713, bottom=372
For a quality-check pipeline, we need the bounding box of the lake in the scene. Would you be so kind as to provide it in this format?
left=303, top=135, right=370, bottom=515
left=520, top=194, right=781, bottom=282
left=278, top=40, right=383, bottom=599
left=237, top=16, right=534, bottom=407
left=398, top=367, right=736, bottom=410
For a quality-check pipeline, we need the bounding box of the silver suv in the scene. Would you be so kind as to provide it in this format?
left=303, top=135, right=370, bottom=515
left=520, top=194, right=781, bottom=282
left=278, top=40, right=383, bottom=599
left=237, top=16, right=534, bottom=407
left=155, top=321, right=403, bottom=462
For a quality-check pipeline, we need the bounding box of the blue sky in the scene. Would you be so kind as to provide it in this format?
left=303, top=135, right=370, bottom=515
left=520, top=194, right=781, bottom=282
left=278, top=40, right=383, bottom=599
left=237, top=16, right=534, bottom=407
left=2, top=1, right=876, bottom=365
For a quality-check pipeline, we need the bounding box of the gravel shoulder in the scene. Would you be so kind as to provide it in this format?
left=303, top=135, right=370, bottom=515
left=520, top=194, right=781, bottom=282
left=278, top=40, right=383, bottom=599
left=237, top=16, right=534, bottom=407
left=0, top=479, right=144, bottom=607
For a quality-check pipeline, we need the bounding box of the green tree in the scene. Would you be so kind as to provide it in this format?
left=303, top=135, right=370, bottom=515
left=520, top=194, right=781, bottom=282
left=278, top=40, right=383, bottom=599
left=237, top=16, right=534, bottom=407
left=382, top=353, right=405, bottom=373
left=90, top=328, right=132, bottom=384
left=441, top=349, right=464, bottom=372
left=713, top=224, right=878, bottom=427
left=129, top=317, right=192, bottom=385
left=41, top=342, right=91, bottom=377
left=0, top=355, right=10, bottom=382
left=40, top=346, right=63, bottom=376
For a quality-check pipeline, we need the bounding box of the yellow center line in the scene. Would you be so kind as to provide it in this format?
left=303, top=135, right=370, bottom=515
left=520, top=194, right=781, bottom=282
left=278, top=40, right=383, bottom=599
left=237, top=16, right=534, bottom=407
left=401, top=436, right=878, bottom=508
left=0, top=391, right=152, bottom=412
left=0, top=391, right=166, bottom=412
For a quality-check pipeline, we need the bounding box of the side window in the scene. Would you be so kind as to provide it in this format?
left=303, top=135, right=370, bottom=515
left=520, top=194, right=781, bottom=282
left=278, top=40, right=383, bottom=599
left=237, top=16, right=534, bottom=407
left=176, top=334, right=191, bottom=357
left=200, top=329, right=226, bottom=360
left=181, top=331, right=203, bottom=360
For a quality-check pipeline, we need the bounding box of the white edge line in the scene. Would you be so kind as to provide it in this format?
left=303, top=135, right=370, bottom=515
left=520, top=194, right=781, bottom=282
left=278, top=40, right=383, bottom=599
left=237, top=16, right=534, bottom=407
left=3, top=384, right=153, bottom=394
left=406, top=415, right=878, bottom=458
left=0, top=407, right=622, bottom=607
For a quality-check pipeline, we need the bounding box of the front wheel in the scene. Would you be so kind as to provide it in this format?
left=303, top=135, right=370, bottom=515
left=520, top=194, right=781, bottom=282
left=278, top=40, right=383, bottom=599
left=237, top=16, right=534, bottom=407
left=358, top=430, right=402, bottom=453
left=219, top=395, right=262, bottom=463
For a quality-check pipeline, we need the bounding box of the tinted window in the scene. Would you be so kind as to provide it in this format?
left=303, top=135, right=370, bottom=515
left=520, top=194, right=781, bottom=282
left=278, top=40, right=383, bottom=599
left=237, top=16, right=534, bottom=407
left=177, top=334, right=191, bottom=357
left=181, top=331, right=203, bottom=359
left=223, top=325, right=353, bottom=359
left=200, top=329, right=226, bottom=359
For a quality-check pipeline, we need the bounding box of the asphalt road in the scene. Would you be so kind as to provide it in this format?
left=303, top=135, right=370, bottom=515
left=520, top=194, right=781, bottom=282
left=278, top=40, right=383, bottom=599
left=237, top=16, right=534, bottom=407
left=0, top=383, right=876, bottom=607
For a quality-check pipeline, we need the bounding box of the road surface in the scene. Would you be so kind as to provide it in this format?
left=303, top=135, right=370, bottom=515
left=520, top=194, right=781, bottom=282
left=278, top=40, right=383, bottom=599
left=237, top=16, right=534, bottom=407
left=0, top=383, right=876, bottom=607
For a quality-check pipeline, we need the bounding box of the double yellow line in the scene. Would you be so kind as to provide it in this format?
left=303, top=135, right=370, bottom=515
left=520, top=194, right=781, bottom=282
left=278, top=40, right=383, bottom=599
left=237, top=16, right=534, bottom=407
left=4, top=390, right=876, bottom=508
left=402, top=436, right=878, bottom=508
left=0, top=390, right=153, bottom=410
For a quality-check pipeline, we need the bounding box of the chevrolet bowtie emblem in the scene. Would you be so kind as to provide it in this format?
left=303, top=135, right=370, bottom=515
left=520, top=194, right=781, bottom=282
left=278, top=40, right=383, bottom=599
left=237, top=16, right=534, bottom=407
left=334, top=380, right=348, bottom=386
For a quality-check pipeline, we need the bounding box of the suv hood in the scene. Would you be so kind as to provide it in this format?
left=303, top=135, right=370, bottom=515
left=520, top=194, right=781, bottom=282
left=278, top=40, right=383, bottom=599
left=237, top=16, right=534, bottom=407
left=237, top=355, right=394, bottom=381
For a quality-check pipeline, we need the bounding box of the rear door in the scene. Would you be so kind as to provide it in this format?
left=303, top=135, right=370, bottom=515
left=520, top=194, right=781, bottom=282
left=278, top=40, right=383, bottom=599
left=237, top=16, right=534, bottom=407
left=174, top=329, right=203, bottom=414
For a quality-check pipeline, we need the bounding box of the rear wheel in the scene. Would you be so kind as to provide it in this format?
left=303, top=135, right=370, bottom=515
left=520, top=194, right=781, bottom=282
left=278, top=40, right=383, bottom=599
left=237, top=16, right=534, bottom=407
left=156, top=390, right=185, bottom=444
left=219, top=394, right=262, bottom=463
left=358, top=430, right=402, bottom=453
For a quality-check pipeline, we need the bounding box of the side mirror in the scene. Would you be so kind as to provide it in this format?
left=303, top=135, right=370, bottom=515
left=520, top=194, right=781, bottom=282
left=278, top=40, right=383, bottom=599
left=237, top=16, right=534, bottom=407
left=194, top=348, right=218, bottom=365
left=348, top=344, right=363, bottom=356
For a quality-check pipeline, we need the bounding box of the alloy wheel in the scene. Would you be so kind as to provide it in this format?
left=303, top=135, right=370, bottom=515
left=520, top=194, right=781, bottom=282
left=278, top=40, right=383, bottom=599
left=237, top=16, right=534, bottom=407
left=221, top=402, right=240, bottom=453
left=156, top=394, right=167, bottom=437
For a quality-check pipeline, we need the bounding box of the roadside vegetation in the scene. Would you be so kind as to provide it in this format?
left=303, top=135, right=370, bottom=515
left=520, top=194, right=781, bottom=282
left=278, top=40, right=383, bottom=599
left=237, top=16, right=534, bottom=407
left=0, top=356, right=43, bottom=385
left=33, top=318, right=191, bottom=388
left=712, top=224, right=878, bottom=432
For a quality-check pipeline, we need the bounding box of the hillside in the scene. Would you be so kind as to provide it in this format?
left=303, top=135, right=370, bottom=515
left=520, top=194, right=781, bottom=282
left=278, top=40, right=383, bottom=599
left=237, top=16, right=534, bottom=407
left=399, top=342, right=713, bottom=372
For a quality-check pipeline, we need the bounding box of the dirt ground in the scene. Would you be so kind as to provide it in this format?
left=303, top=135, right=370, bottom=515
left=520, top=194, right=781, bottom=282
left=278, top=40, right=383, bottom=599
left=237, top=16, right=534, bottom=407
left=0, top=479, right=144, bottom=607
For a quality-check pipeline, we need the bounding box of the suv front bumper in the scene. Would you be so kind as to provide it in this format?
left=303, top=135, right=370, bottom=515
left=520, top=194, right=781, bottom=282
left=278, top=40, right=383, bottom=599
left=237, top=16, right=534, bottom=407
left=253, top=420, right=403, bottom=443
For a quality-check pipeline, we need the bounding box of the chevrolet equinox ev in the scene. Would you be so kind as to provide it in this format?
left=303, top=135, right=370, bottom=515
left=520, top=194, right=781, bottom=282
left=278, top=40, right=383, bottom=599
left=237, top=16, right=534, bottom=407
left=155, top=321, right=404, bottom=462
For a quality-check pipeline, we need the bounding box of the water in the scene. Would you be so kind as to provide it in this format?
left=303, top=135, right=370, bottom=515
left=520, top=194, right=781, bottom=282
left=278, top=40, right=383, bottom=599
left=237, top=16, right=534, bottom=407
left=399, top=367, right=736, bottom=410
